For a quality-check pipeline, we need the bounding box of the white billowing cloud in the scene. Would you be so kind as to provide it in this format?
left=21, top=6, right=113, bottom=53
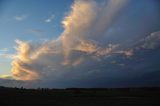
left=15, top=14, right=28, bottom=21
left=60, top=0, right=98, bottom=60
left=45, top=14, right=55, bottom=23
left=141, top=31, right=160, bottom=49
left=2, top=0, right=131, bottom=82
left=11, top=39, right=64, bottom=80
left=11, top=40, right=40, bottom=80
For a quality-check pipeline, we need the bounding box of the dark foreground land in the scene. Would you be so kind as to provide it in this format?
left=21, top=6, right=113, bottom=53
left=0, top=87, right=160, bottom=106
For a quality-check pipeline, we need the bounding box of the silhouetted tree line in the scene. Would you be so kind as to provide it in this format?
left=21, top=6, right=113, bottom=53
left=0, top=86, right=160, bottom=91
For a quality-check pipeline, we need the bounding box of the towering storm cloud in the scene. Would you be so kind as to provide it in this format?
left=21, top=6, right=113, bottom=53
left=1, top=0, right=160, bottom=88
left=60, top=0, right=129, bottom=61
left=11, top=0, right=130, bottom=81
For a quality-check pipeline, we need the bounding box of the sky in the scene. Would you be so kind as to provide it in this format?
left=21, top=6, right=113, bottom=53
left=0, top=0, right=160, bottom=88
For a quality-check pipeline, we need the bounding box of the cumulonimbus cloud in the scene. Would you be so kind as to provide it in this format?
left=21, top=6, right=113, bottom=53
left=9, top=0, right=131, bottom=81
left=0, top=0, right=160, bottom=88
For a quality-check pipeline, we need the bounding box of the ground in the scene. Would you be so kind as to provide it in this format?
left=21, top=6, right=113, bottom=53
left=0, top=87, right=160, bottom=106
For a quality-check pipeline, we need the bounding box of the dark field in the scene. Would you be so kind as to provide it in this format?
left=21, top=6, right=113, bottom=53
left=0, top=87, right=160, bottom=106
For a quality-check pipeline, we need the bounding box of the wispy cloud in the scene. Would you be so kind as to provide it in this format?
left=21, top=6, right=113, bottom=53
left=0, top=75, right=14, bottom=80
left=0, top=48, right=9, bottom=52
left=0, top=53, right=14, bottom=59
left=96, top=44, right=119, bottom=57
left=14, top=14, right=28, bottom=21
left=114, top=49, right=134, bottom=57
left=27, top=29, right=48, bottom=36
left=74, top=40, right=98, bottom=54
left=0, top=48, right=14, bottom=59
left=141, top=31, right=160, bottom=49
left=45, top=14, right=54, bottom=23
